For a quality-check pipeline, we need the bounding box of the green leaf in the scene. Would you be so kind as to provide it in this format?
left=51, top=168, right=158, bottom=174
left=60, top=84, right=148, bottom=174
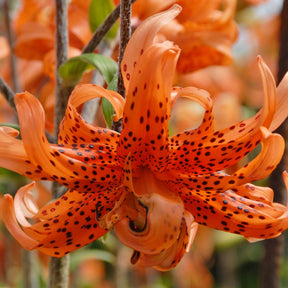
left=59, top=53, right=118, bottom=85
left=101, top=74, right=118, bottom=128
left=89, top=0, right=118, bottom=39
left=102, top=98, right=115, bottom=128
left=0, top=123, right=20, bottom=131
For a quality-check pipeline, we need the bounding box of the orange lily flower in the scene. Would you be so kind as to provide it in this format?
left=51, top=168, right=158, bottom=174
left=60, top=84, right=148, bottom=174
left=115, top=0, right=238, bottom=73
left=1, top=5, right=288, bottom=271
left=168, top=0, right=238, bottom=73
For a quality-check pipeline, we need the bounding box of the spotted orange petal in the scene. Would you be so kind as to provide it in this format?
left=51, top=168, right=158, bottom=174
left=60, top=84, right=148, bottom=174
left=180, top=184, right=288, bottom=240
left=168, top=57, right=277, bottom=174
left=117, top=43, right=180, bottom=171
left=121, top=4, right=182, bottom=92
left=161, top=127, right=284, bottom=193
left=0, top=92, right=123, bottom=193
left=58, top=84, right=124, bottom=146
left=3, top=183, right=108, bottom=257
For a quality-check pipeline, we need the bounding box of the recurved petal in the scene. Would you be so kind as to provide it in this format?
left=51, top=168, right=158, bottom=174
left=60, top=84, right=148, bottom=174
left=59, top=84, right=124, bottom=146
left=121, top=4, right=182, bottom=91
left=170, top=86, right=213, bottom=115
left=3, top=184, right=109, bottom=257
left=68, top=84, right=125, bottom=121
left=118, top=43, right=180, bottom=171
left=0, top=92, right=123, bottom=192
left=133, top=213, right=198, bottom=271
left=269, top=71, right=288, bottom=132
left=232, top=184, right=274, bottom=205
left=180, top=184, right=288, bottom=240
left=0, top=127, right=51, bottom=179
left=162, top=127, right=284, bottom=193
left=2, top=193, right=39, bottom=250
left=169, top=86, right=214, bottom=149
left=14, top=182, right=39, bottom=225
left=168, top=57, right=277, bottom=174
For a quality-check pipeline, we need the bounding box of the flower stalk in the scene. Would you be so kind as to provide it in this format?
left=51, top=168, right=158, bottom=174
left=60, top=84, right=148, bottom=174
left=112, top=0, right=132, bottom=133
left=3, top=0, right=20, bottom=92
left=49, top=1, right=70, bottom=287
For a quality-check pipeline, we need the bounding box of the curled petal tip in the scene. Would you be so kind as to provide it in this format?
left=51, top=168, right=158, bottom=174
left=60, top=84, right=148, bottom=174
left=257, top=55, right=263, bottom=62
left=259, top=126, right=271, bottom=138
left=0, top=126, right=19, bottom=137
left=14, top=92, right=27, bottom=102
left=2, top=194, right=39, bottom=250
left=170, top=4, right=183, bottom=14
left=246, top=237, right=264, bottom=243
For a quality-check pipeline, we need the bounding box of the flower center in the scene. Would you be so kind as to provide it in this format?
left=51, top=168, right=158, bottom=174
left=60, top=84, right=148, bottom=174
left=97, top=168, right=198, bottom=269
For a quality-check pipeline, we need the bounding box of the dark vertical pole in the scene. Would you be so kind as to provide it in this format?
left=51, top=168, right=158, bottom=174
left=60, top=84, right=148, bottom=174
left=261, top=1, right=288, bottom=287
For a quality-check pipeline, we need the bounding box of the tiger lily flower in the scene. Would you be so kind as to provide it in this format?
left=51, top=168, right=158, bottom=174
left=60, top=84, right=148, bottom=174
left=1, top=5, right=288, bottom=271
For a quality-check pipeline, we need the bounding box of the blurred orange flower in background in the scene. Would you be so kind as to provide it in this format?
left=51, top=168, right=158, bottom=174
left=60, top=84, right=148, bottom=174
left=114, top=0, right=238, bottom=74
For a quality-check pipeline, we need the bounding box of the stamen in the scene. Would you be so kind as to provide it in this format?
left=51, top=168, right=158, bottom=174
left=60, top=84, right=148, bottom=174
left=130, top=250, right=141, bottom=264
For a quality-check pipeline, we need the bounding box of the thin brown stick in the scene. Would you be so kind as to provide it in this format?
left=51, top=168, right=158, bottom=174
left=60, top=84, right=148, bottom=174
left=261, top=1, right=288, bottom=287
left=111, top=0, right=132, bottom=132
left=113, top=2, right=132, bottom=284
left=117, top=0, right=132, bottom=97
left=3, top=0, right=20, bottom=92
left=82, top=0, right=136, bottom=54
left=0, top=76, right=16, bottom=111
left=48, top=1, right=70, bottom=288
left=54, top=0, right=72, bottom=133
